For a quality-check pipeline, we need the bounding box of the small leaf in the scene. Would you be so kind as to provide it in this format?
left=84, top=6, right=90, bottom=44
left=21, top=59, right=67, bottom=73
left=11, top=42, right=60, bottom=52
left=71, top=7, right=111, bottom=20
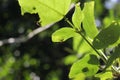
left=52, top=28, right=76, bottom=42
left=69, top=54, right=99, bottom=78
left=72, top=3, right=84, bottom=30
left=83, top=1, right=98, bottom=39
left=103, top=17, right=113, bottom=28
left=93, top=21, right=120, bottom=49
left=95, top=71, right=113, bottom=80
left=105, top=44, right=120, bottom=69
left=18, top=0, right=71, bottom=26
left=63, top=55, right=77, bottom=65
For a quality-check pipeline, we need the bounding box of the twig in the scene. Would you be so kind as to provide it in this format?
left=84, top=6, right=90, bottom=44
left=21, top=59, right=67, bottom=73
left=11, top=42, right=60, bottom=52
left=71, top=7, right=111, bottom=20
left=0, top=23, right=54, bottom=46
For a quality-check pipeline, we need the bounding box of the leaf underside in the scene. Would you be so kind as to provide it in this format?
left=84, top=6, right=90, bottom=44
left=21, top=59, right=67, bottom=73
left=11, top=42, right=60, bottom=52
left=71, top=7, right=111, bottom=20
left=93, top=21, right=120, bottom=49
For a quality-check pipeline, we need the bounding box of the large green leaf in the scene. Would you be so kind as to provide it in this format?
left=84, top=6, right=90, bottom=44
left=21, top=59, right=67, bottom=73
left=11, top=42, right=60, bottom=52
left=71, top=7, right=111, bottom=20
left=83, top=1, right=98, bottom=39
left=69, top=54, right=99, bottom=78
left=52, top=27, right=77, bottom=42
left=72, top=3, right=84, bottom=31
left=93, top=21, right=120, bottom=49
left=105, top=44, right=120, bottom=69
left=18, top=0, right=71, bottom=26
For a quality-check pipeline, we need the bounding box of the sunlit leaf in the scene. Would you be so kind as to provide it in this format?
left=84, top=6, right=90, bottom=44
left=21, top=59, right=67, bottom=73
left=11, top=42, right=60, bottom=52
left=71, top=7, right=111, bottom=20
left=52, top=27, right=77, bottom=42
left=95, top=71, right=113, bottom=80
left=63, top=55, right=77, bottom=65
left=72, top=3, right=84, bottom=30
left=93, top=21, right=120, bottom=49
left=71, top=0, right=79, bottom=3
left=72, top=73, right=86, bottom=80
left=69, top=54, right=99, bottom=78
left=18, top=0, right=71, bottom=26
left=105, top=44, right=120, bottom=69
left=83, top=1, right=98, bottom=39
left=73, top=34, right=97, bottom=55
left=103, top=17, right=113, bottom=28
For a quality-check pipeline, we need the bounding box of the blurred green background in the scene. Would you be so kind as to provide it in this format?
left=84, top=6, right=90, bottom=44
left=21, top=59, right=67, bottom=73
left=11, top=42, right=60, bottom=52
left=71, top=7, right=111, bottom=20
left=0, top=0, right=120, bottom=80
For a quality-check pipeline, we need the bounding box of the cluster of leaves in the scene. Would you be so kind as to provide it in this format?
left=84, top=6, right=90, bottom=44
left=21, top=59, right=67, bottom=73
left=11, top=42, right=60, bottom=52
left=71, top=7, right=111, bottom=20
left=18, top=0, right=120, bottom=80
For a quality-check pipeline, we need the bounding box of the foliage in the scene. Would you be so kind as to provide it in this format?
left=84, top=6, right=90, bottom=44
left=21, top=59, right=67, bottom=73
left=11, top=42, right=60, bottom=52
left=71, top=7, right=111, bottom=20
left=0, top=0, right=120, bottom=80
left=18, top=0, right=71, bottom=26
left=18, top=0, right=120, bottom=79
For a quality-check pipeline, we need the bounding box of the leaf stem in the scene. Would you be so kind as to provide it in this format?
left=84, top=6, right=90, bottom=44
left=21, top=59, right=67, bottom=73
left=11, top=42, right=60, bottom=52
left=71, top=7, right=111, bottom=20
left=65, top=18, right=108, bottom=63
left=64, top=18, right=75, bottom=28
left=64, top=12, right=120, bottom=75
left=78, top=32, right=107, bottom=63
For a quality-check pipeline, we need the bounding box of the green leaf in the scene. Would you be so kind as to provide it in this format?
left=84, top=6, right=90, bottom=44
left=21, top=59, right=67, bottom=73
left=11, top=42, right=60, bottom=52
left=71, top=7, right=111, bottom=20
left=71, top=0, right=79, bottom=3
left=83, top=1, right=98, bottom=39
left=73, top=33, right=97, bottom=55
left=52, top=27, right=76, bottom=42
left=72, top=73, right=86, bottom=80
left=69, top=54, right=99, bottom=78
left=63, top=55, right=77, bottom=65
left=72, top=3, right=84, bottom=31
left=18, top=0, right=71, bottom=26
left=103, top=17, right=113, bottom=28
left=105, top=44, right=120, bottom=69
left=93, top=21, right=120, bottom=49
left=95, top=71, right=113, bottom=80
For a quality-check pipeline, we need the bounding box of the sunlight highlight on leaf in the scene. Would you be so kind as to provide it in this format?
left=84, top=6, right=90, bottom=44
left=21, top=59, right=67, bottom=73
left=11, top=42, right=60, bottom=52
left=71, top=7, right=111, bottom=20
left=72, top=3, right=84, bottom=31
left=95, top=71, right=113, bottom=80
left=18, top=0, right=71, bottom=26
left=83, top=1, right=98, bottom=39
left=52, top=28, right=76, bottom=42
left=73, top=33, right=98, bottom=56
left=69, top=54, right=99, bottom=78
